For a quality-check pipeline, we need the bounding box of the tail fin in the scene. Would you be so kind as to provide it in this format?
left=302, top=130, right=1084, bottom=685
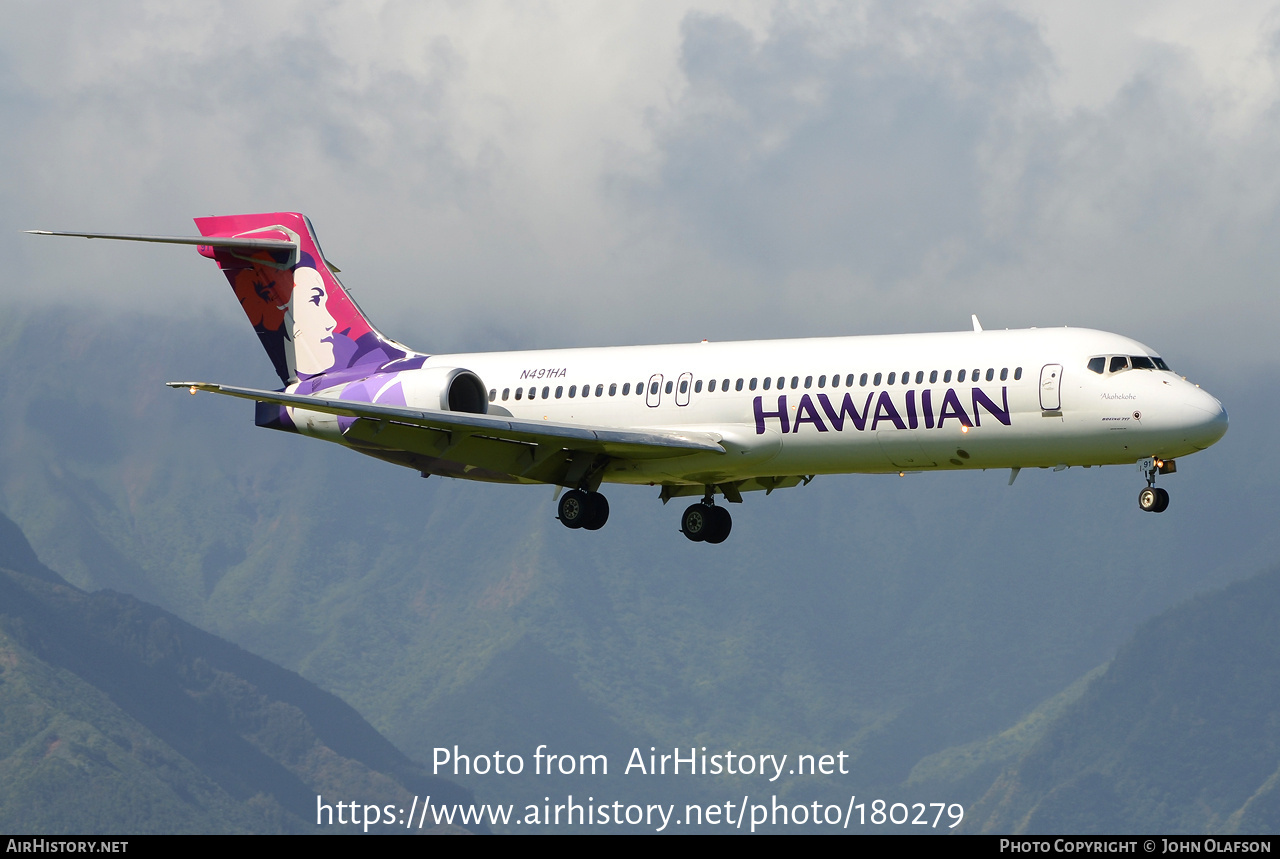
left=194, top=213, right=424, bottom=387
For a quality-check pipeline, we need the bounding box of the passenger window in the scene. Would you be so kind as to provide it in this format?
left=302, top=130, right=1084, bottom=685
left=489, top=389, right=497, bottom=402
left=694, top=380, right=703, bottom=393
left=776, top=377, right=785, bottom=389
left=678, top=380, right=687, bottom=394
left=609, top=383, right=617, bottom=396
left=502, top=388, right=510, bottom=401
left=958, top=370, right=966, bottom=382
left=887, top=372, right=896, bottom=385
left=847, top=374, right=856, bottom=387
left=556, top=386, right=563, bottom=398
left=1000, top=368, right=1008, bottom=381
left=650, top=381, right=659, bottom=395
left=1109, top=356, right=1129, bottom=373
left=582, top=385, right=590, bottom=398
left=735, top=378, right=744, bottom=391
left=569, top=385, right=577, bottom=397
left=929, top=370, right=938, bottom=383
left=529, top=387, right=537, bottom=400
left=818, top=375, right=826, bottom=388
left=723, top=379, right=731, bottom=391
left=972, top=369, right=979, bottom=380
left=515, top=388, right=523, bottom=400
left=749, top=378, right=757, bottom=390
left=709, top=379, right=717, bottom=392
left=791, top=376, right=799, bottom=389
left=540, top=386, right=548, bottom=399
left=944, top=370, right=952, bottom=383
left=985, top=368, right=994, bottom=382
left=915, top=371, right=924, bottom=384
left=1014, top=367, right=1023, bottom=380
left=901, top=370, right=909, bottom=384
left=1088, top=357, right=1105, bottom=374
left=623, top=382, right=631, bottom=395
left=598, top=384, right=606, bottom=397
left=762, top=377, right=771, bottom=390
left=664, top=381, right=673, bottom=394
left=804, top=375, right=813, bottom=389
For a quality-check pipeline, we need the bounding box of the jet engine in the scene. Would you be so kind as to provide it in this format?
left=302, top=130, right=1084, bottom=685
left=399, top=366, right=489, bottom=414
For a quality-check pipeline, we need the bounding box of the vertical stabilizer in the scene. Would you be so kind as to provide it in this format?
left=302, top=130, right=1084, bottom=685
left=194, top=213, right=425, bottom=387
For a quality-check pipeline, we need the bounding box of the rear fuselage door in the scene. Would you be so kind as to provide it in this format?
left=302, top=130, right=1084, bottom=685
left=675, top=372, right=693, bottom=406
left=646, top=374, right=663, bottom=408
left=1040, top=363, right=1062, bottom=412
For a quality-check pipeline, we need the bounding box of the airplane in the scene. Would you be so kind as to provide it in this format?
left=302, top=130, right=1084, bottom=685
left=29, top=212, right=1228, bottom=544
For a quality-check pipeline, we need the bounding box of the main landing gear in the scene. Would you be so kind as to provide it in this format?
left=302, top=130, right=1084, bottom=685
left=555, top=486, right=735, bottom=543
left=1137, top=456, right=1173, bottom=513
left=557, top=489, right=610, bottom=530
left=681, top=498, right=732, bottom=544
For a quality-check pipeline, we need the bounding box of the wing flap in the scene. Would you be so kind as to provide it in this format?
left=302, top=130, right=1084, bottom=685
left=343, top=418, right=574, bottom=481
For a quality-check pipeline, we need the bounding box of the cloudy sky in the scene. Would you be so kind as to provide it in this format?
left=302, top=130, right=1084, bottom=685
left=4, top=1, right=1278, bottom=372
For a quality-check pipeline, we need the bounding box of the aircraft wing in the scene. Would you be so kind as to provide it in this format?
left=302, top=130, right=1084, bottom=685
left=169, top=382, right=726, bottom=465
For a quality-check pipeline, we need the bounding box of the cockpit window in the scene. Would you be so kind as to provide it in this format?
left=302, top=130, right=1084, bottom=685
left=1153, top=357, right=1170, bottom=371
left=1109, top=356, right=1130, bottom=373
left=1087, top=357, right=1105, bottom=374
left=1130, top=356, right=1155, bottom=370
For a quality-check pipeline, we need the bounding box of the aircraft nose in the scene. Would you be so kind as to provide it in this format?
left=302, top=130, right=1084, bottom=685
left=1183, top=387, right=1228, bottom=450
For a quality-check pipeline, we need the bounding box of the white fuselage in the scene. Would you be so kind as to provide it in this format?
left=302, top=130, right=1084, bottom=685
left=304, top=326, right=1227, bottom=488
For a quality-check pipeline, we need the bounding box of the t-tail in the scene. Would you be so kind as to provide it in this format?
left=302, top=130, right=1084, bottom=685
left=28, top=212, right=427, bottom=389
left=193, top=213, right=425, bottom=387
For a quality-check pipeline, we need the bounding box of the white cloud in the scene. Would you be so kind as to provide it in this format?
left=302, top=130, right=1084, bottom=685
left=2, top=1, right=1277, bottom=369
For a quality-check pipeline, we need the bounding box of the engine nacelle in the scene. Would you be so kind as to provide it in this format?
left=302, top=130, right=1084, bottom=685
left=398, top=366, right=489, bottom=414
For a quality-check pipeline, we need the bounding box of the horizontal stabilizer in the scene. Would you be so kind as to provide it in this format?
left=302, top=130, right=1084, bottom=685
left=26, top=230, right=296, bottom=250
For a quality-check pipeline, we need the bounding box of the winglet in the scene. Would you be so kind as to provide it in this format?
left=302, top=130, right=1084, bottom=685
left=971, top=314, right=983, bottom=332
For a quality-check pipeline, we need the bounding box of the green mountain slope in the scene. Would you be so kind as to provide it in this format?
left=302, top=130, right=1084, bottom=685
left=966, top=564, right=1280, bottom=834
left=0, top=513, right=481, bottom=834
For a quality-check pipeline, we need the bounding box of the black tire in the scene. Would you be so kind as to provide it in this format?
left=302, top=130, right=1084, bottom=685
left=583, top=492, right=610, bottom=530
left=1153, top=487, right=1170, bottom=513
left=681, top=503, right=710, bottom=542
left=558, top=489, right=591, bottom=529
left=1138, top=487, right=1158, bottom=512
left=704, top=505, right=733, bottom=544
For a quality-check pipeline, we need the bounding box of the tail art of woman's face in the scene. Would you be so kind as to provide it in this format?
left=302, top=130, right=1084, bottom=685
left=290, top=267, right=337, bottom=377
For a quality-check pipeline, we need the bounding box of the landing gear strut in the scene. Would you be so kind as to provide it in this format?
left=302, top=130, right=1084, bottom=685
left=558, top=489, right=610, bottom=530
left=681, top=496, right=732, bottom=544
left=1137, top=457, right=1171, bottom=513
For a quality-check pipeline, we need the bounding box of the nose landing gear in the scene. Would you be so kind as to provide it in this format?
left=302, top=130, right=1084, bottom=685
left=1137, top=457, right=1173, bottom=513
left=1138, top=486, right=1169, bottom=513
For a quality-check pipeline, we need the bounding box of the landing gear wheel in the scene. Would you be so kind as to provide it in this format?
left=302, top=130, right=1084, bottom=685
left=1138, top=487, right=1170, bottom=513
left=1153, top=487, right=1169, bottom=513
left=583, top=492, right=610, bottom=530
left=558, top=489, right=591, bottom=529
left=704, top=505, right=732, bottom=544
left=681, top=503, right=710, bottom=542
